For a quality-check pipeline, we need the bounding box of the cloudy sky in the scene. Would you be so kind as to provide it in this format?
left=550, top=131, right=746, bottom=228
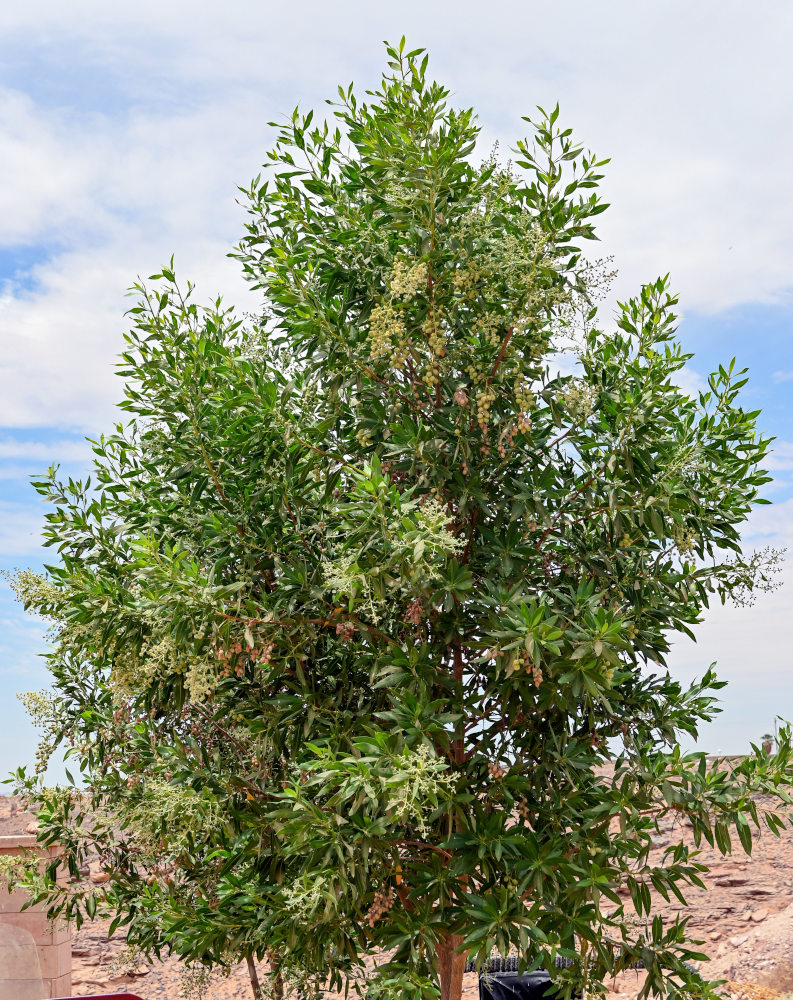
left=1, top=1, right=792, bottom=776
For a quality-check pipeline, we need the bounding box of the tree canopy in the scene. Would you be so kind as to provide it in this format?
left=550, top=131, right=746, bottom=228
left=10, top=39, right=792, bottom=1000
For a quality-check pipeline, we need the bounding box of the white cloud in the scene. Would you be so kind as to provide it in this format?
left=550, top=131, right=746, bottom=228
left=0, top=237, right=248, bottom=429
left=1, top=248, right=133, bottom=428
left=0, top=90, right=111, bottom=245
left=0, top=502, right=44, bottom=558
left=665, top=497, right=793, bottom=752
left=0, top=2, right=792, bottom=430
left=765, top=441, right=793, bottom=475
left=667, top=570, right=793, bottom=752
left=0, top=76, right=261, bottom=429
left=772, top=370, right=793, bottom=383
left=742, top=496, right=793, bottom=549
left=671, top=364, right=707, bottom=398
left=0, top=437, right=92, bottom=461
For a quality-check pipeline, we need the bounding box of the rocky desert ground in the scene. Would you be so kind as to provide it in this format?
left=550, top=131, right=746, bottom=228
left=2, top=792, right=792, bottom=1000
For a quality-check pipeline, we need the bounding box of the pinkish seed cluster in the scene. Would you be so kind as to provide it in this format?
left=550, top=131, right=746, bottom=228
left=335, top=622, right=355, bottom=642
left=215, top=639, right=275, bottom=678
left=405, top=598, right=423, bottom=626
left=365, top=887, right=394, bottom=928
left=498, top=423, right=518, bottom=459
left=517, top=650, right=543, bottom=687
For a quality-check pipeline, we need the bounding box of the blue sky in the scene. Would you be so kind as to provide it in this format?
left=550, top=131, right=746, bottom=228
left=1, top=0, right=792, bottom=778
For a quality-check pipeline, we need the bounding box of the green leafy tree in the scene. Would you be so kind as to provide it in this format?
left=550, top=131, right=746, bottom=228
left=12, top=40, right=793, bottom=1000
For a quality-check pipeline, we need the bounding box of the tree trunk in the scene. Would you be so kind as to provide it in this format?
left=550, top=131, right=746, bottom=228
left=437, top=932, right=467, bottom=1000
left=246, top=954, right=264, bottom=1000
left=266, top=948, right=285, bottom=1000
left=439, top=643, right=469, bottom=1000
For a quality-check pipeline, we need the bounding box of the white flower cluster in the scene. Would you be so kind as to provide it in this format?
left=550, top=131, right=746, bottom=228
left=367, top=258, right=429, bottom=370
left=0, top=854, right=30, bottom=891
left=7, top=569, right=61, bottom=619
left=113, top=629, right=218, bottom=704
left=412, top=498, right=466, bottom=557
left=122, top=778, right=221, bottom=853
left=17, top=689, right=67, bottom=774
left=553, top=255, right=618, bottom=340
left=322, top=493, right=464, bottom=626
left=721, top=546, right=785, bottom=608
left=558, top=379, right=597, bottom=422
left=322, top=553, right=383, bottom=623
left=672, top=524, right=699, bottom=556
left=281, top=871, right=333, bottom=921
left=385, top=744, right=456, bottom=837
left=179, top=964, right=214, bottom=1000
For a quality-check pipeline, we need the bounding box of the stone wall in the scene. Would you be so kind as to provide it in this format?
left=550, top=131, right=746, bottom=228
left=0, top=834, right=71, bottom=998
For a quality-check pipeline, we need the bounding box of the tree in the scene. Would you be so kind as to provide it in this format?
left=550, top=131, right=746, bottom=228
left=12, top=39, right=793, bottom=1000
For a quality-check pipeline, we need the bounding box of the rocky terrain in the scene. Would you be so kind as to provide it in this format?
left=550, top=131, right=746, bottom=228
left=2, top=793, right=793, bottom=999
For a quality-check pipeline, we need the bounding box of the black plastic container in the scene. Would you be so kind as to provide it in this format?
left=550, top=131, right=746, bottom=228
left=478, top=970, right=579, bottom=1000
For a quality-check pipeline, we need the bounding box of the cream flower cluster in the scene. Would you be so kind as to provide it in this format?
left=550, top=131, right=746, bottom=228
left=384, top=744, right=455, bottom=837
left=368, top=303, right=407, bottom=363
left=559, top=379, right=597, bottom=422
left=389, top=258, right=428, bottom=300
left=367, top=258, right=428, bottom=366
